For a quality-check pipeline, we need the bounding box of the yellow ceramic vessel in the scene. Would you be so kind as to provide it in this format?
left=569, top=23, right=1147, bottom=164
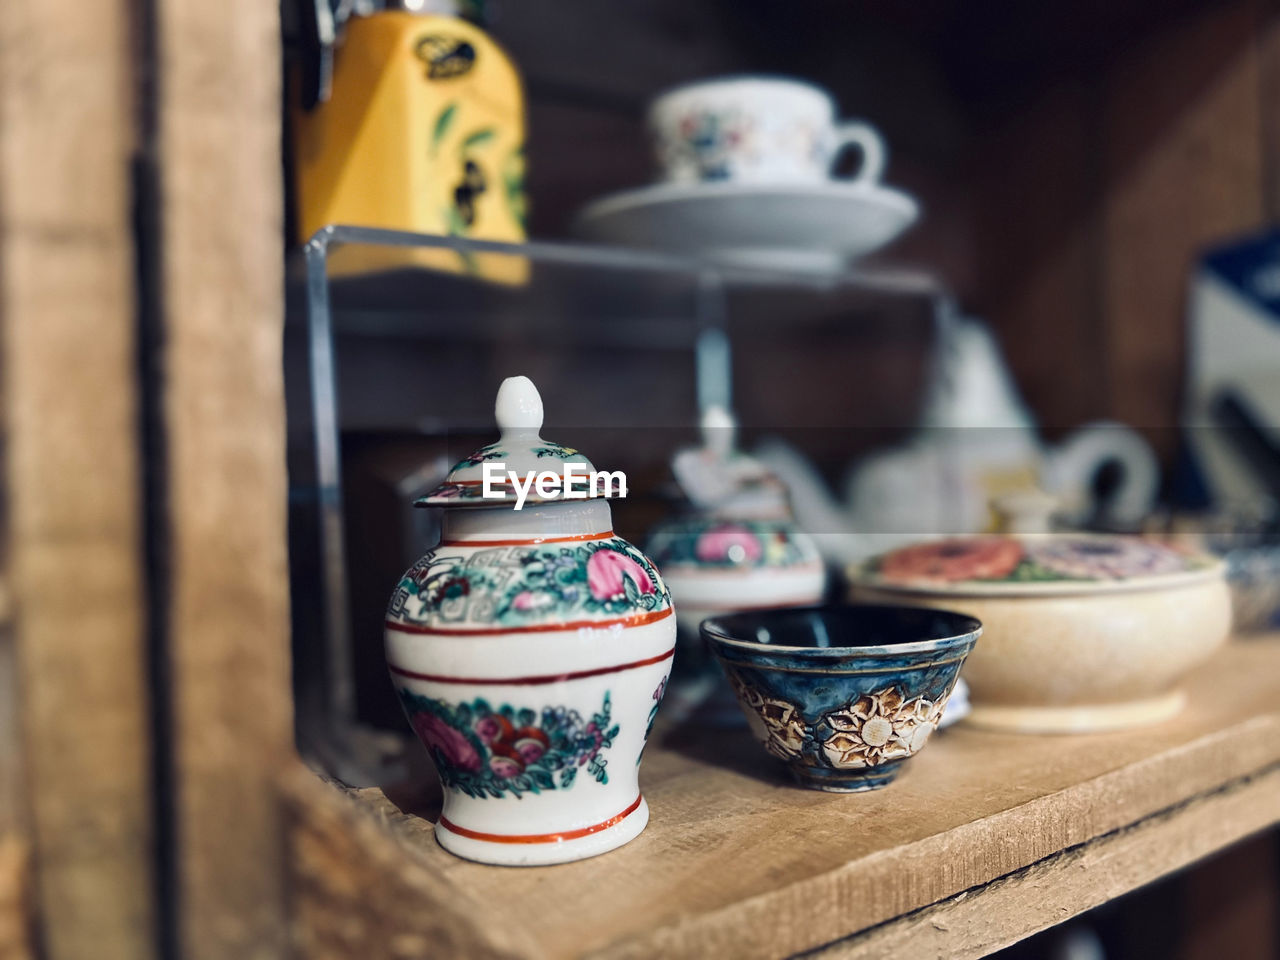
left=849, top=535, right=1232, bottom=733
left=293, top=10, right=526, bottom=280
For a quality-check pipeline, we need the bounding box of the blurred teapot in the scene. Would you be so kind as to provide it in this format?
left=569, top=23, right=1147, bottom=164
left=757, top=318, right=1159, bottom=562
left=843, top=422, right=1159, bottom=545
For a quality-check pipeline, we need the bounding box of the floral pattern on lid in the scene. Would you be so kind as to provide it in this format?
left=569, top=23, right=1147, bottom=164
left=387, top=538, right=672, bottom=632
left=863, top=534, right=1217, bottom=588
left=877, top=538, right=1023, bottom=583
left=1025, top=537, right=1192, bottom=580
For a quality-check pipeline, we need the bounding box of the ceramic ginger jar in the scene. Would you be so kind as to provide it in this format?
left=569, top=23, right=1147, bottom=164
left=648, top=513, right=825, bottom=640
left=385, top=376, right=675, bottom=865
left=645, top=408, right=826, bottom=720
left=849, top=534, right=1231, bottom=733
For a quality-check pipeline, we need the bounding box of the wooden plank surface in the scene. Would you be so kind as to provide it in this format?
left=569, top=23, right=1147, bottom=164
left=814, top=765, right=1280, bottom=960
left=0, top=0, right=156, bottom=956
left=286, top=774, right=528, bottom=960
left=153, top=0, right=292, bottom=957
left=286, top=637, right=1280, bottom=960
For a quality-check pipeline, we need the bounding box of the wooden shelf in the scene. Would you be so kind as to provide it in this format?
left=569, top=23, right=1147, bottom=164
left=284, top=636, right=1280, bottom=960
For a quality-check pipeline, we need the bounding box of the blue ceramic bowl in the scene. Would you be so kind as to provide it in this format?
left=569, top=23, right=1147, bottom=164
left=701, top=604, right=981, bottom=792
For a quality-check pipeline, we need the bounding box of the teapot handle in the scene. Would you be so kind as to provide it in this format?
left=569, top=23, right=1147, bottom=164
left=1043, top=422, right=1158, bottom=525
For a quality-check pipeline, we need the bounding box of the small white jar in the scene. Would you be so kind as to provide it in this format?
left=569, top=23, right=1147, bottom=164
left=385, top=377, right=675, bottom=865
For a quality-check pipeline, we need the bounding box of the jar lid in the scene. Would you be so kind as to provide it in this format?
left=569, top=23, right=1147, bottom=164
left=417, top=376, right=616, bottom=508
left=850, top=533, right=1224, bottom=596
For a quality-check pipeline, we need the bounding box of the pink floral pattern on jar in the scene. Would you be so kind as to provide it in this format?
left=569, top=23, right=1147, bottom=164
left=586, top=548, right=656, bottom=602
left=400, top=690, right=620, bottom=799
left=646, top=519, right=816, bottom=570
left=695, top=525, right=764, bottom=564
left=412, top=712, right=482, bottom=773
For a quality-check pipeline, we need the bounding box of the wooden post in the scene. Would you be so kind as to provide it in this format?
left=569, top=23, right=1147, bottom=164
left=0, top=638, right=33, bottom=960
left=152, top=0, right=293, bottom=956
left=0, top=0, right=157, bottom=957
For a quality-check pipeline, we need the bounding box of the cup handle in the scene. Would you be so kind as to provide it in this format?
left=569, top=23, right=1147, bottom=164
left=831, top=122, right=885, bottom=184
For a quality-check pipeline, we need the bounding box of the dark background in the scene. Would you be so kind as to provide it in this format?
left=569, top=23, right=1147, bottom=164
left=486, top=0, right=1277, bottom=459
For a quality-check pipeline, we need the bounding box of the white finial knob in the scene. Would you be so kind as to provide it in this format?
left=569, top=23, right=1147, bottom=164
left=495, top=376, right=544, bottom=434
left=701, top=404, right=737, bottom=457
left=991, top=489, right=1058, bottom=534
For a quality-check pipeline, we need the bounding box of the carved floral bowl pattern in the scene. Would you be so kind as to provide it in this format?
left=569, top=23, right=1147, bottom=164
left=702, top=605, right=980, bottom=792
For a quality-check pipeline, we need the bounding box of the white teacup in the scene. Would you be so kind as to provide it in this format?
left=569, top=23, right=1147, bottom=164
left=648, top=76, right=885, bottom=186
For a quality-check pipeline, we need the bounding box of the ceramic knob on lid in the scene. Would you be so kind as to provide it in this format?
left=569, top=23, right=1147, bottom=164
left=418, top=375, right=613, bottom=508
left=385, top=376, right=675, bottom=865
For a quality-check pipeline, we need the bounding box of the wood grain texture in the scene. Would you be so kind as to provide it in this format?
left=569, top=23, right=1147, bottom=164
left=0, top=635, right=20, bottom=842
left=932, top=0, right=1277, bottom=455
left=0, top=0, right=157, bottom=956
left=284, top=772, right=528, bottom=960
left=154, top=0, right=292, bottom=956
left=0, top=641, right=29, bottom=960
left=971, top=80, right=1109, bottom=433
left=284, top=638, right=1280, bottom=960
left=1262, top=3, right=1280, bottom=221
left=0, top=837, right=33, bottom=960
left=813, top=765, right=1280, bottom=960
left=1101, top=1, right=1266, bottom=455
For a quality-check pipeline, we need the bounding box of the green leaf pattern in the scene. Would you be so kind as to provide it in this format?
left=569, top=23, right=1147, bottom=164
left=431, top=102, right=459, bottom=156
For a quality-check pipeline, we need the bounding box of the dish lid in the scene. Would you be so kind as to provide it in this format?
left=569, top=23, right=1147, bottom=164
left=850, top=533, right=1225, bottom=596
left=417, top=376, right=614, bottom=508
left=668, top=405, right=793, bottom=521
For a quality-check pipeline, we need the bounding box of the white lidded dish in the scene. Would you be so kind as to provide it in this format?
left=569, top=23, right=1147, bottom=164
left=849, top=534, right=1231, bottom=733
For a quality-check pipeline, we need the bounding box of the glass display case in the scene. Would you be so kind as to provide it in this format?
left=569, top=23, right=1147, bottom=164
left=287, top=225, right=948, bottom=781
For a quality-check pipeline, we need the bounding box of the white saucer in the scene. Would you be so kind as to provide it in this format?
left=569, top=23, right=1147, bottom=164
left=573, top=180, right=920, bottom=274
